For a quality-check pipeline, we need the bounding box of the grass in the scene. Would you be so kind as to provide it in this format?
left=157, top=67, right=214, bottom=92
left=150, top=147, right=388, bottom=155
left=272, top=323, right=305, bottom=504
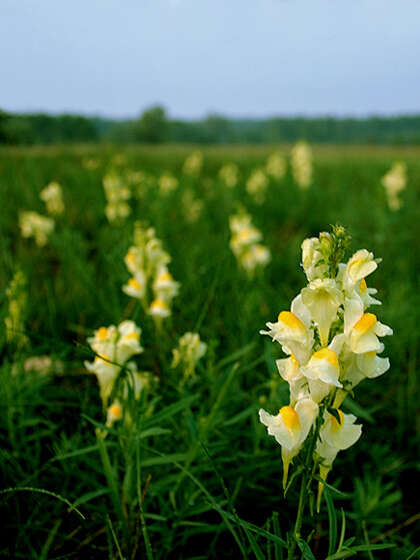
left=0, top=143, right=419, bottom=559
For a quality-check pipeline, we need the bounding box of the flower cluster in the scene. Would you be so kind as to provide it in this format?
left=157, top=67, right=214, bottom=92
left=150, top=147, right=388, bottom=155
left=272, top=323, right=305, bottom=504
left=123, top=222, right=179, bottom=319
left=291, top=141, right=312, bottom=189
left=229, top=210, right=271, bottom=275
left=381, top=161, right=406, bottom=210
left=159, top=173, right=179, bottom=195
left=40, top=182, right=65, bottom=215
left=181, top=189, right=203, bottom=224
left=19, top=211, right=55, bottom=247
left=246, top=169, right=269, bottom=204
left=219, top=163, right=239, bottom=188
left=183, top=150, right=203, bottom=176
left=84, top=321, right=152, bottom=426
left=171, top=332, right=207, bottom=379
left=266, top=152, right=287, bottom=180
left=259, top=229, right=392, bottom=496
left=103, top=171, right=131, bottom=222
left=4, top=270, right=28, bottom=349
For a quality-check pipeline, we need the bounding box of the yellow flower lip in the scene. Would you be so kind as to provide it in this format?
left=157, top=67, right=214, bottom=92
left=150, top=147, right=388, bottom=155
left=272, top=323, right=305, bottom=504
left=360, top=278, right=367, bottom=293
left=126, top=252, right=135, bottom=263
left=128, top=277, right=141, bottom=289
left=151, top=299, right=168, bottom=310
left=157, top=271, right=172, bottom=282
left=109, top=404, right=122, bottom=418
left=280, top=406, right=301, bottom=430
left=330, top=409, right=344, bottom=429
left=97, top=327, right=108, bottom=340
left=95, top=353, right=111, bottom=363
left=354, top=313, right=377, bottom=333
left=312, top=348, right=338, bottom=367
left=123, top=332, right=139, bottom=341
left=277, top=311, right=305, bottom=331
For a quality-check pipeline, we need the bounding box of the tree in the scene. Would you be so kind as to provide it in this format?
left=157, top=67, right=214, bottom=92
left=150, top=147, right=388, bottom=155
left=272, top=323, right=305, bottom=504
left=133, top=105, right=168, bottom=143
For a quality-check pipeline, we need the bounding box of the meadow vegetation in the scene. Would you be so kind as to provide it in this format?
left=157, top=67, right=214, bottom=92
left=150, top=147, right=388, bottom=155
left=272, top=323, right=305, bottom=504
left=0, top=143, right=419, bottom=559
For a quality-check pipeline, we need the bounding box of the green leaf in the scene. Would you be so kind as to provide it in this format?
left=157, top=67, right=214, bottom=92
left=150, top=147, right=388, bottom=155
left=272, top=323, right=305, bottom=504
left=325, top=488, right=338, bottom=555
left=297, top=538, right=316, bottom=560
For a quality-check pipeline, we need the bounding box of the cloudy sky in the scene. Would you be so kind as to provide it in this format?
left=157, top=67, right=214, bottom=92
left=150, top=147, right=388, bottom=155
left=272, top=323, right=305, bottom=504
left=2, top=0, right=419, bottom=119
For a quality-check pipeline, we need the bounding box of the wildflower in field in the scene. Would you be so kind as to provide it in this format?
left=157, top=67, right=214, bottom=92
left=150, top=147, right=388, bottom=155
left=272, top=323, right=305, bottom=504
left=4, top=270, right=28, bottom=349
left=229, top=209, right=271, bottom=276
left=23, top=355, right=64, bottom=376
left=259, top=398, right=318, bottom=488
left=19, top=211, right=54, bottom=247
left=291, top=140, right=312, bottom=189
left=381, top=161, right=406, bottom=210
left=246, top=169, right=269, bottom=204
left=183, top=150, right=203, bottom=176
left=219, top=162, right=239, bottom=188
left=85, top=320, right=143, bottom=406
left=315, top=409, right=362, bottom=509
left=159, top=173, right=178, bottom=194
left=40, top=182, right=65, bottom=215
left=106, top=400, right=123, bottom=427
left=103, top=171, right=131, bottom=222
left=181, top=189, right=203, bottom=223
left=123, top=222, right=179, bottom=319
left=171, top=332, right=207, bottom=378
left=266, top=151, right=287, bottom=180
left=259, top=226, right=392, bottom=500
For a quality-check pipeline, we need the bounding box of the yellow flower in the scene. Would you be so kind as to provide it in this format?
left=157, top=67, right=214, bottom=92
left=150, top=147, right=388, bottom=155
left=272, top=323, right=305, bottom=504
left=40, top=182, right=65, bottom=215
left=259, top=398, right=318, bottom=488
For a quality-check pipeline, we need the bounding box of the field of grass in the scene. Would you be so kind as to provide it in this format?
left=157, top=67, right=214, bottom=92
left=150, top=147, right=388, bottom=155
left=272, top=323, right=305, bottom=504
left=1, top=144, right=419, bottom=559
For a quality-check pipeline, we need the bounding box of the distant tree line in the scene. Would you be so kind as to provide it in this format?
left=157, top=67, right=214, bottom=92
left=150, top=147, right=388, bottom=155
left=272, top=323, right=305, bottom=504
left=1, top=106, right=420, bottom=145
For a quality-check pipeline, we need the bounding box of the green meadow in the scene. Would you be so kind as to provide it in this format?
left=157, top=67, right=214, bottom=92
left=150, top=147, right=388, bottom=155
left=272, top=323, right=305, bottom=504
left=1, top=144, right=419, bottom=559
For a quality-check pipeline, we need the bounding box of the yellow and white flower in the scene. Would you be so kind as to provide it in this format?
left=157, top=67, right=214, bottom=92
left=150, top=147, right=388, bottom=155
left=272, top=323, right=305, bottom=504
left=183, top=150, right=203, bottom=176
left=291, top=141, right=312, bottom=189
left=341, top=249, right=379, bottom=295
left=159, top=173, right=178, bottom=194
left=85, top=354, right=121, bottom=406
left=149, top=298, right=171, bottom=318
left=301, top=236, right=328, bottom=282
left=259, top=398, right=319, bottom=488
left=261, top=300, right=313, bottom=365
left=381, top=161, right=406, bottom=210
left=19, top=211, right=55, bottom=247
left=116, top=321, right=143, bottom=363
left=344, top=295, right=392, bottom=354
left=266, top=152, right=287, bottom=180
left=122, top=274, right=147, bottom=300
left=172, top=332, right=207, bottom=377
left=219, top=162, right=239, bottom=188
left=301, top=278, right=343, bottom=346
left=40, top=182, right=65, bottom=215
left=246, top=169, right=269, bottom=204
left=106, top=400, right=123, bottom=428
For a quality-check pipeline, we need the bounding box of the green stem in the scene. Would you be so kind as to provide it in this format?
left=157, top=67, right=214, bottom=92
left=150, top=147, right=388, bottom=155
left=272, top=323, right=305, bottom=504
left=287, top=409, right=324, bottom=560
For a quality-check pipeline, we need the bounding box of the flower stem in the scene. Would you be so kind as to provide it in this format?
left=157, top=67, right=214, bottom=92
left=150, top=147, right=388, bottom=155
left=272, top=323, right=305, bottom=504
left=288, top=410, right=324, bottom=560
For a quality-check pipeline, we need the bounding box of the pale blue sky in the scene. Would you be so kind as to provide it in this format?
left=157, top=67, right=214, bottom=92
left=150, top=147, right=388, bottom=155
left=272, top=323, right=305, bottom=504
left=1, top=0, right=419, bottom=118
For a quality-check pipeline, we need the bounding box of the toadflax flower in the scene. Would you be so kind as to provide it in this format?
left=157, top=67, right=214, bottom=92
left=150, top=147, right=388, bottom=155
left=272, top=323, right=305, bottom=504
left=19, top=211, right=54, bottom=247
left=291, top=140, right=312, bottom=189
left=246, top=169, right=269, bottom=204
left=381, top=161, right=406, bottom=210
left=122, top=222, right=179, bottom=320
left=258, top=227, right=392, bottom=496
left=229, top=209, right=271, bottom=276
left=85, top=321, right=143, bottom=407
left=171, top=332, right=207, bottom=378
left=259, top=398, right=319, bottom=488
left=266, top=151, right=287, bottom=180
left=40, top=182, right=65, bottom=215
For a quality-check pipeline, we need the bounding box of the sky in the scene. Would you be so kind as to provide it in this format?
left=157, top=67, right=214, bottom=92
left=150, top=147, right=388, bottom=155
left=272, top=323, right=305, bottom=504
left=1, top=0, right=420, bottom=119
